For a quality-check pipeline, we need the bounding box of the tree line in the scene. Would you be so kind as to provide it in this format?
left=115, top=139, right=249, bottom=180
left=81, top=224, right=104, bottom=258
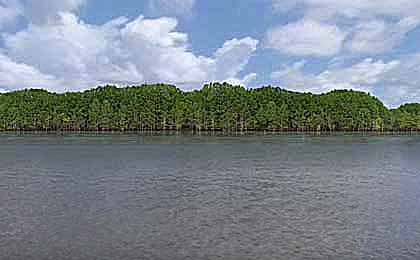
left=0, top=83, right=419, bottom=132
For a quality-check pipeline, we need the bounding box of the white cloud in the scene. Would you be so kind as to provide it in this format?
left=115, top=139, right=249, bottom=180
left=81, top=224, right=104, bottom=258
left=22, top=0, right=86, bottom=24
left=270, top=0, right=420, bottom=56
left=345, top=17, right=420, bottom=54
left=214, top=37, right=259, bottom=79
left=271, top=56, right=420, bottom=107
left=0, top=12, right=258, bottom=92
left=223, top=73, right=257, bottom=87
left=0, top=0, right=21, bottom=28
left=122, top=16, right=188, bottom=48
left=3, top=13, right=130, bottom=90
left=272, top=58, right=401, bottom=94
left=148, top=0, right=195, bottom=17
left=266, top=19, right=346, bottom=56
left=0, top=0, right=86, bottom=26
left=273, top=0, right=420, bottom=20
left=268, top=0, right=420, bottom=106
left=377, top=53, right=420, bottom=106
left=0, top=53, right=61, bottom=91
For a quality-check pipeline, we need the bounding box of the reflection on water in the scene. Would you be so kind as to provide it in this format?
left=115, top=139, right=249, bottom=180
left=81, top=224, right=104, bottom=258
left=1, top=134, right=420, bottom=259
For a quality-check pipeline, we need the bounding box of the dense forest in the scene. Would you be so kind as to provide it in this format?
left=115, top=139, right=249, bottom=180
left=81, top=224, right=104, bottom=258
left=0, top=83, right=419, bottom=132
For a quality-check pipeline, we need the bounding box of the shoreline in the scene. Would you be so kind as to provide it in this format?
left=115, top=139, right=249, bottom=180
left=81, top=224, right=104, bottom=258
left=1, top=130, right=419, bottom=136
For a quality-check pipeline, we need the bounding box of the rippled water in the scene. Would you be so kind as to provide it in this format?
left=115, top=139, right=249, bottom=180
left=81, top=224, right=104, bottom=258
left=1, top=134, right=420, bottom=260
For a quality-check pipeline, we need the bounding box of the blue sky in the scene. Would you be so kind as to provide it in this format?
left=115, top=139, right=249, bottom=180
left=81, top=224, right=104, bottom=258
left=0, top=0, right=420, bottom=107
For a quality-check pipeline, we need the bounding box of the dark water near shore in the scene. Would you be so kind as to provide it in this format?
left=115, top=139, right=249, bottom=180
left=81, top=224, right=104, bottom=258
left=1, top=134, right=420, bottom=260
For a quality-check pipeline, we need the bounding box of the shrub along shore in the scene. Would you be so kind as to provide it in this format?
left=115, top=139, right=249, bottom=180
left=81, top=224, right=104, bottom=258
left=0, top=83, right=419, bottom=132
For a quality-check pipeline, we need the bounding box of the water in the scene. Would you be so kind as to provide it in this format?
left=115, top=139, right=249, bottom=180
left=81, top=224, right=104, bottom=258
left=1, top=134, right=420, bottom=260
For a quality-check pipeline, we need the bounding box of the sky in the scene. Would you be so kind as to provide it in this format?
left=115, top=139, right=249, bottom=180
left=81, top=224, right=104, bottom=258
left=0, top=1, right=420, bottom=107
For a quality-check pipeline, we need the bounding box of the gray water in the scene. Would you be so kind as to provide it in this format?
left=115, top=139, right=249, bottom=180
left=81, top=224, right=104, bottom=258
left=1, top=134, right=420, bottom=260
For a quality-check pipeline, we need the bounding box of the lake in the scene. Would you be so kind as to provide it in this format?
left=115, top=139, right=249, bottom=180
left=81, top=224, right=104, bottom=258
left=1, top=133, right=420, bottom=259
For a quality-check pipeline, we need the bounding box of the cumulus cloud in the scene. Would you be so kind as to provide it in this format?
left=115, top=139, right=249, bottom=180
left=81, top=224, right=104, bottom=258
left=0, top=0, right=86, bottom=26
left=267, top=0, right=420, bottom=106
left=272, top=0, right=420, bottom=20
left=0, top=0, right=22, bottom=28
left=0, top=53, right=61, bottom=90
left=0, top=11, right=258, bottom=92
left=214, top=37, right=259, bottom=79
left=148, top=0, right=195, bottom=17
left=271, top=58, right=400, bottom=94
left=271, top=56, right=420, bottom=107
left=345, top=17, right=420, bottom=54
left=22, top=0, right=86, bottom=24
left=224, top=73, right=257, bottom=87
left=266, top=19, right=346, bottom=56
left=269, top=0, right=420, bottom=56
left=0, top=0, right=258, bottom=92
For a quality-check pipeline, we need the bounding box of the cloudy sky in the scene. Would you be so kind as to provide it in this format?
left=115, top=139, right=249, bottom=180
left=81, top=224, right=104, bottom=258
left=0, top=0, right=420, bottom=107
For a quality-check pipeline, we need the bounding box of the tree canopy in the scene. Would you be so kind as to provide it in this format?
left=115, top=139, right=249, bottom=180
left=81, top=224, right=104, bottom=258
left=0, top=83, right=418, bottom=132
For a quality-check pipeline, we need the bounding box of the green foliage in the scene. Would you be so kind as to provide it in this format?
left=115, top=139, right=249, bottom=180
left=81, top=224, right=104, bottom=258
left=389, top=103, right=420, bottom=130
left=0, top=83, right=418, bottom=131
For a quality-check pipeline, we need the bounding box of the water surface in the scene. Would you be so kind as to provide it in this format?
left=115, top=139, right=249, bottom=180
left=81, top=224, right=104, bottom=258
left=1, top=134, right=420, bottom=259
